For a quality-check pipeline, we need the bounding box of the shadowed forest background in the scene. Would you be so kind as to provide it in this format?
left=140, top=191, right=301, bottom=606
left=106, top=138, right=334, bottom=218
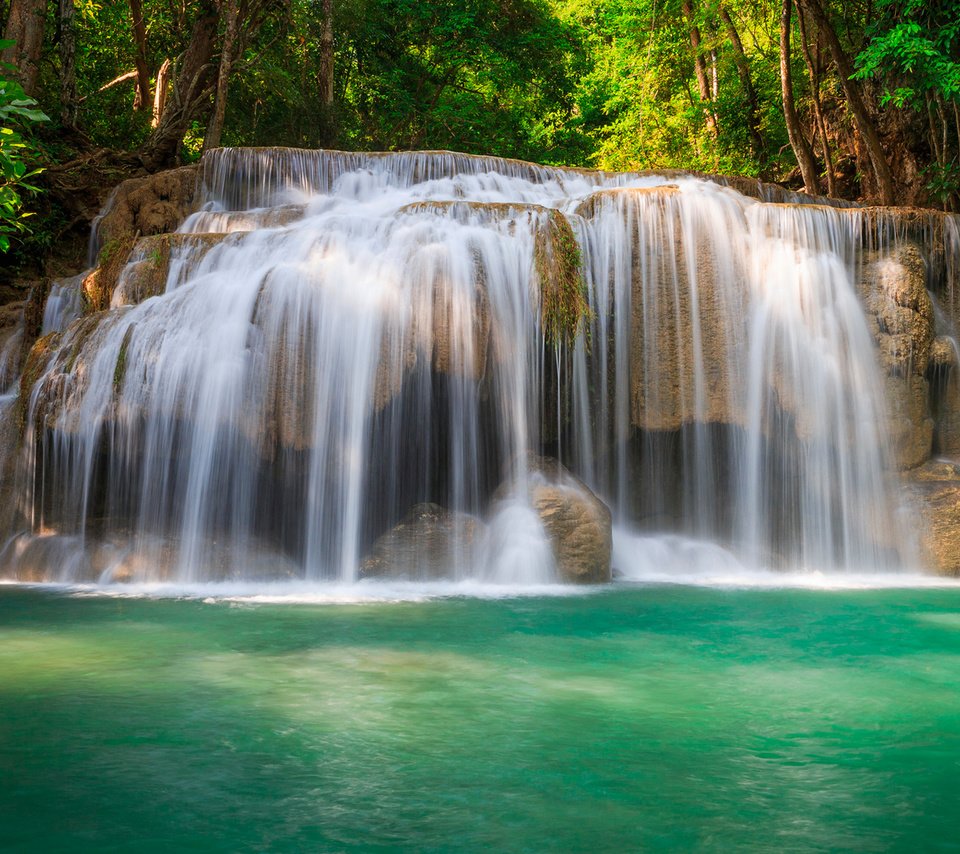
left=0, top=0, right=958, bottom=274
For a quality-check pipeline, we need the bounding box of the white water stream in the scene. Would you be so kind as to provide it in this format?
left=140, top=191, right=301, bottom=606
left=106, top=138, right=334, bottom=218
left=0, top=150, right=921, bottom=583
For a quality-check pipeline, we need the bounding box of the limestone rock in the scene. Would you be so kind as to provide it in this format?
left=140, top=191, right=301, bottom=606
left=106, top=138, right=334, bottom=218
left=113, top=233, right=227, bottom=307
left=578, top=187, right=750, bottom=433
left=502, top=457, right=612, bottom=584
left=0, top=301, right=24, bottom=381
left=934, top=376, right=960, bottom=456
left=860, top=244, right=936, bottom=469
left=95, top=166, right=199, bottom=249
left=930, top=336, right=957, bottom=369
left=928, top=337, right=960, bottom=454
left=906, top=459, right=960, bottom=576
left=359, top=503, right=485, bottom=580
left=883, top=373, right=935, bottom=471
left=83, top=234, right=137, bottom=312
left=0, top=531, right=302, bottom=583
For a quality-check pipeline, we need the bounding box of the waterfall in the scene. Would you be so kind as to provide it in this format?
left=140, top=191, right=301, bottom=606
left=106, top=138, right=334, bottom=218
left=0, top=149, right=920, bottom=583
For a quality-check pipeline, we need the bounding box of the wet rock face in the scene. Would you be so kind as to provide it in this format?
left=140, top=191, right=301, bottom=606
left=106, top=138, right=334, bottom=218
left=0, top=531, right=303, bottom=583
left=906, top=460, right=960, bottom=576
left=860, top=244, right=936, bottom=469
left=928, top=337, right=960, bottom=456
left=617, top=189, right=749, bottom=433
left=95, top=166, right=199, bottom=249
left=530, top=477, right=612, bottom=584
left=506, top=457, right=613, bottom=584
left=112, top=233, right=227, bottom=307
left=359, top=503, right=485, bottom=580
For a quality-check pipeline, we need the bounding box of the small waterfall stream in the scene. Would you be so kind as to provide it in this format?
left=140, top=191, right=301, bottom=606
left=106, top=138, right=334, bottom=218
left=0, top=150, right=923, bottom=583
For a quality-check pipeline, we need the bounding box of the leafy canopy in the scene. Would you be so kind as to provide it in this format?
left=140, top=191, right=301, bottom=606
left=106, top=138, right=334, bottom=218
left=0, top=39, right=49, bottom=253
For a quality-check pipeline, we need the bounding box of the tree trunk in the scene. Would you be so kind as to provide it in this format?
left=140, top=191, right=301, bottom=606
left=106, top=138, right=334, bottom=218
left=59, top=0, right=78, bottom=127
left=796, top=4, right=835, bottom=196
left=719, top=6, right=764, bottom=159
left=203, top=0, right=240, bottom=152
left=795, top=0, right=894, bottom=204
left=129, top=0, right=152, bottom=111
left=780, top=0, right=820, bottom=194
left=152, top=58, right=171, bottom=128
left=139, top=0, right=219, bottom=170
left=681, top=0, right=717, bottom=138
left=1, top=0, right=46, bottom=97
left=319, top=0, right=333, bottom=105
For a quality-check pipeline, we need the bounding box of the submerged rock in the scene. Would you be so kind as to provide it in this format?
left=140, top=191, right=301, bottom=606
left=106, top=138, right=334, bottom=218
left=360, top=503, right=485, bottom=580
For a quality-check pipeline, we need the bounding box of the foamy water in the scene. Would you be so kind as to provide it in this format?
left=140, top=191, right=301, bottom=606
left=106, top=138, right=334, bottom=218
left=1, top=149, right=944, bottom=583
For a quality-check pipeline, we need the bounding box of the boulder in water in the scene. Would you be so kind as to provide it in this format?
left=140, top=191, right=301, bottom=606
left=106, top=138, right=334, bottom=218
left=500, top=457, right=612, bottom=584
left=360, top=503, right=485, bottom=580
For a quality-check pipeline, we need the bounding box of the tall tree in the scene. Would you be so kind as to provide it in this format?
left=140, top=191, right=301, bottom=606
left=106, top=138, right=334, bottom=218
left=139, top=0, right=220, bottom=170
left=719, top=5, right=764, bottom=160
left=1, top=0, right=46, bottom=97
left=796, top=0, right=895, bottom=203
left=203, top=0, right=240, bottom=151
left=319, top=0, right=333, bottom=106
left=781, top=0, right=820, bottom=193
left=796, top=5, right=836, bottom=196
left=152, top=58, right=171, bottom=128
left=682, top=0, right=718, bottom=138
left=129, top=0, right=152, bottom=111
left=59, top=0, right=78, bottom=128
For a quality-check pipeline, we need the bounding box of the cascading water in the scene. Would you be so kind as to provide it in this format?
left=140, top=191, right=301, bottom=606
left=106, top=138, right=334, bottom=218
left=0, top=149, right=922, bottom=583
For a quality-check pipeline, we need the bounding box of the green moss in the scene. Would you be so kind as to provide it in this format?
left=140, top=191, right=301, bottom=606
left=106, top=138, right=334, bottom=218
left=534, top=210, right=592, bottom=346
left=16, top=332, right=61, bottom=436
left=84, top=233, right=137, bottom=313
left=113, top=324, right=135, bottom=396
left=147, top=246, right=163, bottom=266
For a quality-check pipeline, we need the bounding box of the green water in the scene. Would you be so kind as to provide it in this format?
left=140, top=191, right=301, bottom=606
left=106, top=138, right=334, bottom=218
left=2, top=585, right=960, bottom=852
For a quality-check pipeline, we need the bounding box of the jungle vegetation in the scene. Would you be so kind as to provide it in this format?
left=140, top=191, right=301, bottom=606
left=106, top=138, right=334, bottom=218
left=0, top=0, right=958, bottom=266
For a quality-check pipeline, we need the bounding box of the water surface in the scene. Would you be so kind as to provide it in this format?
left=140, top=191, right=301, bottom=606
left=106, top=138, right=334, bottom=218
left=2, top=583, right=959, bottom=852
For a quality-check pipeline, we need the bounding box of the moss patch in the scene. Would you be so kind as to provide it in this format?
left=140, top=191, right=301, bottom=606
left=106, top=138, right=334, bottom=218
left=113, top=323, right=135, bottom=396
left=16, top=332, right=61, bottom=434
left=534, top=210, right=592, bottom=346
left=84, top=233, right=137, bottom=313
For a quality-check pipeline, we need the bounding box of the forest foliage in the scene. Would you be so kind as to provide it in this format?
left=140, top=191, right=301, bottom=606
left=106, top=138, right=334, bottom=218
left=0, top=0, right=959, bottom=260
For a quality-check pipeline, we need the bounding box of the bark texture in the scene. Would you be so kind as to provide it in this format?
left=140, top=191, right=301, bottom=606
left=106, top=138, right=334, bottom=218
left=203, top=0, right=240, bottom=152
left=1, top=0, right=46, bottom=97
left=795, top=0, right=895, bottom=204
left=138, top=0, right=219, bottom=170
left=781, top=0, right=820, bottom=194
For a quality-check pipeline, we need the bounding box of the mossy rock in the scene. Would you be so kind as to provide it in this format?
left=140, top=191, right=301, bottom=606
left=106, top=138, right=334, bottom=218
left=534, top=210, right=592, bottom=346
left=113, top=233, right=227, bottom=306
left=16, top=331, right=61, bottom=434
left=84, top=234, right=138, bottom=313
left=95, top=166, right=199, bottom=250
